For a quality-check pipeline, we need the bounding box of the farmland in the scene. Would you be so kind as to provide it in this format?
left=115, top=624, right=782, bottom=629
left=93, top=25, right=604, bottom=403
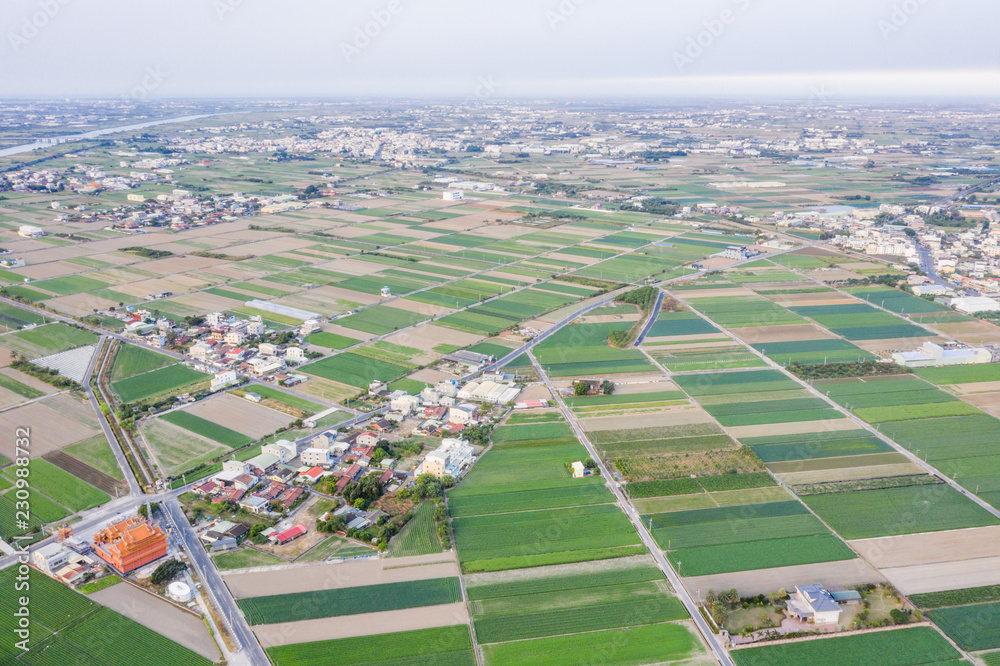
left=237, top=577, right=462, bottom=624
left=7, top=323, right=97, bottom=358
left=302, top=351, right=410, bottom=388
left=161, top=411, right=254, bottom=447
left=111, top=363, right=210, bottom=403
left=24, top=458, right=109, bottom=512
left=266, top=625, right=476, bottom=666
left=731, top=626, right=961, bottom=666
left=110, top=344, right=176, bottom=380
left=388, top=500, right=443, bottom=557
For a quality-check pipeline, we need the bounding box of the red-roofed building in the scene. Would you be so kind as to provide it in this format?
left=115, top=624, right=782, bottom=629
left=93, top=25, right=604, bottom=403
left=378, top=469, right=394, bottom=485
left=270, top=524, right=307, bottom=544
left=193, top=480, right=219, bottom=496
left=278, top=487, right=305, bottom=508
left=442, top=422, right=466, bottom=435
left=299, top=466, right=324, bottom=483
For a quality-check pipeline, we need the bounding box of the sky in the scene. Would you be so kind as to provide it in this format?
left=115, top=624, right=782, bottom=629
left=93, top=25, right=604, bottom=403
left=2, top=0, right=999, bottom=100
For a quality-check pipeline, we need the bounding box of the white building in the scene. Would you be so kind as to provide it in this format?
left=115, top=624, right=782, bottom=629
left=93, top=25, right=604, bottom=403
left=892, top=342, right=992, bottom=368
left=301, top=448, right=332, bottom=468
left=300, top=319, right=322, bottom=336
left=390, top=394, right=421, bottom=415
left=419, top=438, right=475, bottom=479
left=262, top=440, right=297, bottom=464
left=223, top=330, right=246, bottom=346
left=18, top=225, right=44, bottom=238
left=210, top=369, right=239, bottom=392
left=32, top=543, right=70, bottom=574
left=952, top=296, right=1000, bottom=315
left=443, top=191, right=464, bottom=201
left=447, top=404, right=479, bottom=424
left=786, top=585, right=843, bottom=625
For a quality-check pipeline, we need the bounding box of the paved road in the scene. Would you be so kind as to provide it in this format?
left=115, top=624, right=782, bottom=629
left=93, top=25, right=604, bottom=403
left=162, top=498, right=267, bottom=665
left=526, top=351, right=735, bottom=666
left=633, top=288, right=665, bottom=346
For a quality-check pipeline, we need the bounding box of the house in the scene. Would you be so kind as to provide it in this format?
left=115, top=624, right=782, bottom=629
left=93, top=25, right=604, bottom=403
left=419, top=439, right=475, bottom=479
left=223, top=330, right=246, bottom=346
left=356, top=431, right=379, bottom=448
left=245, top=317, right=266, bottom=336
left=447, top=404, right=478, bottom=424
left=239, top=495, right=270, bottom=514
left=300, top=319, right=322, bottom=336
left=786, top=585, right=843, bottom=625
left=192, top=480, right=219, bottom=496
left=262, top=440, right=297, bottom=463
left=32, top=543, right=70, bottom=574
left=211, top=369, right=239, bottom=392
left=277, top=486, right=305, bottom=508
left=222, top=460, right=252, bottom=475
left=299, top=466, right=325, bottom=484
left=270, top=524, right=307, bottom=545
left=301, top=447, right=332, bottom=468
left=571, top=461, right=587, bottom=478
left=244, top=391, right=263, bottom=403
left=285, top=346, right=305, bottom=362
left=268, top=467, right=296, bottom=484
left=390, top=394, right=421, bottom=415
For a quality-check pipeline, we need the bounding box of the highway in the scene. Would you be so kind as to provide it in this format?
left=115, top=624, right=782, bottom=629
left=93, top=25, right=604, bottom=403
left=526, top=351, right=735, bottom=666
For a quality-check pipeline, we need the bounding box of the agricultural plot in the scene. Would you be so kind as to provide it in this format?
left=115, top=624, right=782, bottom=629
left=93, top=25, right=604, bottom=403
left=645, top=311, right=722, bottom=338
left=731, top=626, right=961, bottom=666
left=653, top=347, right=767, bottom=372
left=847, top=286, right=951, bottom=314
left=23, top=458, right=109, bottom=512
left=238, top=577, right=462, bottom=625
left=532, top=323, right=657, bottom=377
left=674, top=369, right=801, bottom=396
left=916, top=363, right=1000, bottom=385
left=744, top=430, right=893, bottom=464
left=751, top=338, right=875, bottom=365
left=266, top=625, right=476, bottom=666
left=110, top=344, right=176, bottom=380
left=6, top=323, right=97, bottom=358
left=302, top=350, right=410, bottom=388
left=482, top=621, right=703, bottom=666
left=160, top=410, right=253, bottom=447
left=928, top=602, right=1000, bottom=652
left=682, top=295, right=806, bottom=328
left=644, top=500, right=855, bottom=576
left=388, top=501, right=443, bottom=557
left=304, top=331, right=360, bottom=350
left=790, top=303, right=931, bottom=340
left=111, top=363, right=209, bottom=403
left=470, top=568, right=686, bottom=644
left=803, top=484, right=1000, bottom=540
left=336, top=305, right=430, bottom=335
left=702, top=396, right=844, bottom=427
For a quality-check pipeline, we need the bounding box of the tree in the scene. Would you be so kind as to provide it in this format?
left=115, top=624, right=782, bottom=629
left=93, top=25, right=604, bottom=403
left=137, top=502, right=160, bottom=519
left=150, top=559, right=187, bottom=585
left=601, top=380, right=615, bottom=395
left=573, top=381, right=589, bottom=397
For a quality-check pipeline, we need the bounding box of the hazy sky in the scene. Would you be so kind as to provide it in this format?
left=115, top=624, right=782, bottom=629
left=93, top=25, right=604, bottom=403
left=2, top=0, right=999, bottom=100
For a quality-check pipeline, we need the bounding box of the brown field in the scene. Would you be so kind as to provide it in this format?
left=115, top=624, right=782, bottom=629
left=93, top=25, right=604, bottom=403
left=610, top=379, right=679, bottom=394
left=882, top=557, right=1000, bottom=596
left=186, top=393, right=294, bottom=438
left=311, top=285, right=382, bottom=305
left=851, top=526, right=1000, bottom=569
left=254, top=605, right=470, bottom=647
left=295, top=375, right=363, bottom=403
left=13, top=261, right=87, bottom=280
left=383, top=324, right=482, bottom=352
left=172, top=291, right=249, bottom=313
left=581, top=407, right=713, bottom=432
left=766, top=452, right=909, bottom=474
left=518, top=384, right=552, bottom=401
left=958, top=391, right=1000, bottom=418
left=935, top=320, right=1000, bottom=345
left=729, top=418, right=858, bottom=439
left=0, top=367, right=59, bottom=394
left=43, top=292, right=120, bottom=317
left=952, top=380, right=1000, bottom=394
left=776, top=462, right=925, bottom=485
left=585, top=313, right=642, bottom=324
left=224, top=552, right=458, bottom=598
left=388, top=299, right=452, bottom=317
left=91, top=583, right=220, bottom=661
left=681, top=559, right=885, bottom=598
left=140, top=418, right=227, bottom=476
left=852, top=336, right=945, bottom=352
left=634, top=486, right=792, bottom=514
left=729, top=324, right=839, bottom=344
left=765, top=293, right=860, bottom=307
left=0, top=401, right=99, bottom=459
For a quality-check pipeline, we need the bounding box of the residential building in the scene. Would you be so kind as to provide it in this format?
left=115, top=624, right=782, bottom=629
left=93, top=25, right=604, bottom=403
left=301, top=447, right=332, bottom=468
left=210, top=369, right=239, bottom=392
left=786, top=585, right=843, bottom=625
left=32, top=543, right=70, bottom=574
left=419, top=438, right=475, bottom=479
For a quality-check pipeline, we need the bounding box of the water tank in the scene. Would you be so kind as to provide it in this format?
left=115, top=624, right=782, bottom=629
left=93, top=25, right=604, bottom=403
left=167, top=581, right=194, bottom=603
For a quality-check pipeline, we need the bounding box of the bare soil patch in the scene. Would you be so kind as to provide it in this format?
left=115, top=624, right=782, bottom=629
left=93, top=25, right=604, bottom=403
left=254, top=603, right=470, bottom=647
left=582, top=406, right=712, bottom=432
left=882, top=557, right=1000, bottom=596
left=91, top=583, right=220, bottom=661
left=852, top=336, right=945, bottom=353
left=225, top=552, right=458, bottom=598
left=186, top=393, right=294, bottom=439
left=775, top=462, right=924, bottom=485
left=682, top=287, right=757, bottom=299
left=383, top=324, right=482, bottom=352
left=681, top=559, right=884, bottom=597
left=730, top=324, right=838, bottom=344
left=0, top=401, right=98, bottom=459
left=850, top=525, right=1000, bottom=568
left=729, top=418, right=858, bottom=439
left=43, top=450, right=124, bottom=496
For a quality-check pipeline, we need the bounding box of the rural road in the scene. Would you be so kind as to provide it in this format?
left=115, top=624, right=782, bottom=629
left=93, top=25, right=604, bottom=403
left=162, top=499, right=265, bottom=666
left=526, top=351, right=736, bottom=666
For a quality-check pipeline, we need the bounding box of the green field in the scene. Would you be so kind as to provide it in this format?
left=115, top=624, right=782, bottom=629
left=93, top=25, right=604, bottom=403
left=25, top=458, right=109, bottom=512
left=731, top=626, right=961, bottom=666
left=111, top=363, right=209, bottom=403
left=388, top=501, right=443, bottom=557
left=238, top=385, right=323, bottom=413
left=336, top=305, right=430, bottom=335
left=110, top=345, right=176, bottom=380
left=916, top=363, right=1000, bottom=385
left=302, top=351, right=410, bottom=388
left=266, top=625, right=476, bottom=666
left=803, top=484, right=1000, bottom=540
left=161, top=411, right=253, bottom=447
left=0, top=372, right=44, bottom=399
left=238, top=577, right=462, bottom=624
left=911, top=584, right=1000, bottom=609
left=928, top=602, right=1000, bottom=651
left=7, top=323, right=97, bottom=357
left=304, top=331, right=360, bottom=350
left=212, top=548, right=284, bottom=571
left=482, top=622, right=701, bottom=666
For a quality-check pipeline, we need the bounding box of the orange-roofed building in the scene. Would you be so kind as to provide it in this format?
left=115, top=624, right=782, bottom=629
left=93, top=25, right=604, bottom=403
left=92, top=516, right=168, bottom=574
